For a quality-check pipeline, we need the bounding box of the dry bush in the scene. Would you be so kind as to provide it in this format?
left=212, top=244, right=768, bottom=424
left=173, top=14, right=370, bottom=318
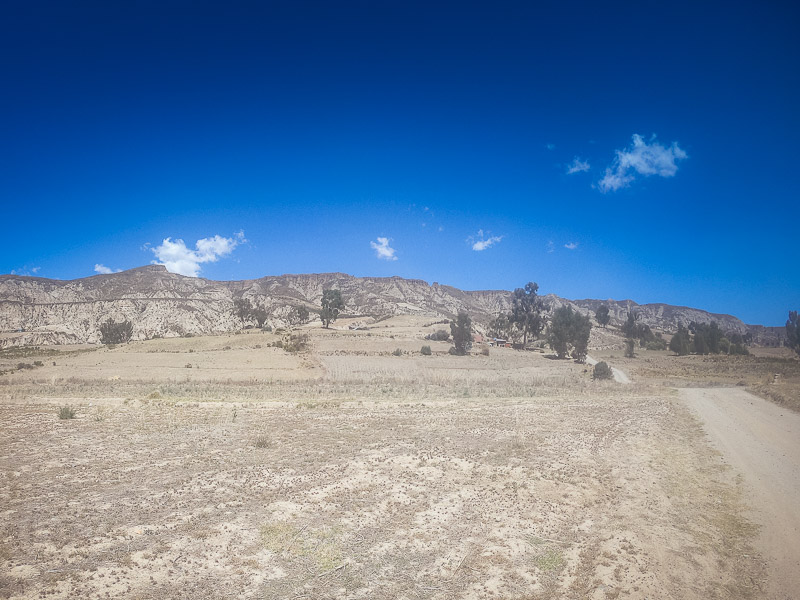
left=58, top=405, right=76, bottom=419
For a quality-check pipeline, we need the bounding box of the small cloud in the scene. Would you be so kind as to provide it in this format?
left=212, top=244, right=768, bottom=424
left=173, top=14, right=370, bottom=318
left=546, top=143, right=555, bottom=150
left=438, top=226, right=444, bottom=232
left=598, top=134, right=687, bottom=193
left=470, top=229, right=503, bottom=251
left=566, top=158, right=590, bottom=174
left=370, top=237, right=398, bottom=261
left=564, top=242, right=579, bottom=250
left=94, top=264, right=121, bottom=274
left=10, top=266, right=41, bottom=276
left=151, top=231, right=246, bottom=277
left=546, top=240, right=555, bottom=253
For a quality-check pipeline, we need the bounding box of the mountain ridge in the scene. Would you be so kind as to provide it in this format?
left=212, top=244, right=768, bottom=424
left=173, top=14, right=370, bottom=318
left=0, top=266, right=785, bottom=347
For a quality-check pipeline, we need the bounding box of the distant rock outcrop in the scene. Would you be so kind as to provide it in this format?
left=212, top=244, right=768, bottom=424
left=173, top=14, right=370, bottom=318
left=0, top=266, right=785, bottom=347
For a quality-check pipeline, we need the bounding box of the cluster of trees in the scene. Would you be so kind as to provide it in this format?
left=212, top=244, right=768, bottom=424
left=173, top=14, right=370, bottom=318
left=235, top=292, right=341, bottom=330
left=99, top=319, right=133, bottom=345
left=548, top=306, right=592, bottom=362
left=669, top=322, right=750, bottom=356
left=487, top=281, right=593, bottom=362
left=488, top=282, right=545, bottom=344
left=234, top=298, right=269, bottom=328
left=620, top=311, right=666, bottom=354
left=287, top=305, right=310, bottom=327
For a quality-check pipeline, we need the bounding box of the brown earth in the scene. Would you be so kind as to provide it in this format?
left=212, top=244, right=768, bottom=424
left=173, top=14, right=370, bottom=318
left=1, top=315, right=796, bottom=599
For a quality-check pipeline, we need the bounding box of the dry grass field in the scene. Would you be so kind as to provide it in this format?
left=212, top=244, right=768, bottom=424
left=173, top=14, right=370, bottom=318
left=2, top=315, right=796, bottom=599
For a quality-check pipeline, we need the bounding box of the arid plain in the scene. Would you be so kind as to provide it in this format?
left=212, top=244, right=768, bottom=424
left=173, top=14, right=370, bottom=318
left=1, top=316, right=798, bottom=599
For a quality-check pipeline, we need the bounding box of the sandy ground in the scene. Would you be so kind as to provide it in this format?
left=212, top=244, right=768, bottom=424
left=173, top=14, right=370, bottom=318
left=681, top=388, right=800, bottom=600
left=1, top=317, right=795, bottom=599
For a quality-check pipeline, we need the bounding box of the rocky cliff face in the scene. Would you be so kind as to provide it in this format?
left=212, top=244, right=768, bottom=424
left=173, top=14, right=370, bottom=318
left=0, top=266, right=785, bottom=347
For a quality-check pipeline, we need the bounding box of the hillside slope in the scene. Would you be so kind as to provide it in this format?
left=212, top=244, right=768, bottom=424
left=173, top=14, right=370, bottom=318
left=0, top=266, right=784, bottom=346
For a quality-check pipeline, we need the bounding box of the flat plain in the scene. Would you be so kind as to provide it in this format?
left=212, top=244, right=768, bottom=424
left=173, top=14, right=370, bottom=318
left=1, top=316, right=798, bottom=599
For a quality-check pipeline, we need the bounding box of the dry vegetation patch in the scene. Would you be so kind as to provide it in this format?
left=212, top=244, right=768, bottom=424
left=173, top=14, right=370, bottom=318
left=0, top=325, right=770, bottom=598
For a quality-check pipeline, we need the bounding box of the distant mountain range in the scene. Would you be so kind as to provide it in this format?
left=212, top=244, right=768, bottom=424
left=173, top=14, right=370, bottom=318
left=0, top=265, right=785, bottom=347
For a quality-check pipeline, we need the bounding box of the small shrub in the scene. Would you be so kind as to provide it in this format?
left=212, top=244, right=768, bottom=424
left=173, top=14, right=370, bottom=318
left=59, top=405, right=76, bottom=420
left=593, top=361, right=613, bottom=380
left=253, top=434, right=270, bottom=448
left=33, top=360, right=44, bottom=367
left=448, top=347, right=458, bottom=355
left=223, top=346, right=231, bottom=351
left=17, top=362, right=34, bottom=370
left=425, top=329, right=450, bottom=341
left=262, top=325, right=273, bottom=332
left=188, top=348, right=194, bottom=353
left=283, top=333, right=309, bottom=353
left=480, top=346, right=490, bottom=356
left=185, top=363, right=193, bottom=368
left=392, top=348, right=402, bottom=356
left=645, top=338, right=667, bottom=351
left=420, top=345, right=432, bottom=356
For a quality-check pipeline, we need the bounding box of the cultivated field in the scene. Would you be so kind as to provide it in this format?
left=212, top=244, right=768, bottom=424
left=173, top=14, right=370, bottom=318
left=1, top=316, right=797, bottom=599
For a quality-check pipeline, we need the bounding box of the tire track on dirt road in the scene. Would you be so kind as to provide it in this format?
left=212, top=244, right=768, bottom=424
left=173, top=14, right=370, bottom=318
left=680, top=387, right=800, bottom=599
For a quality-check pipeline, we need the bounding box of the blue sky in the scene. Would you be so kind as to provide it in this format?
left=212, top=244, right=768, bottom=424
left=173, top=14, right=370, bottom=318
left=2, top=1, right=797, bottom=325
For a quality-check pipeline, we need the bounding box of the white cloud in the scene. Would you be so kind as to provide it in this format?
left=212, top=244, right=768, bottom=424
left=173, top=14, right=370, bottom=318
left=470, top=229, right=503, bottom=251
left=370, top=237, right=398, bottom=261
left=546, top=240, right=555, bottom=253
left=546, top=143, right=555, bottom=150
left=10, top=266, right=42, bottom=276
left=566, top=158, right=590, bottom=174
left=598, top=134, right=687, bottom=192
left=94, top=264, right=121, bottom=274
left=151, top=231, right=245, bottom=277
left=564, top=242, right=579, bottom=250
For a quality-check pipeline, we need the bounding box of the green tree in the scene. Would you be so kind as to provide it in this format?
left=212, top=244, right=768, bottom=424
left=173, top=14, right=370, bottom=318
left=488, top=312, right=513, bottom=340
left=99, top=319, right=133, bottom=345
left=669, top=326, right=691, bottom=355
left=621, top=310, right=639, bottom=339
left=548, top=306, right=592, bottom=362
left=288, top=305, right=310, bottom=327
left=235, top=298, right=268, bottom=327
left=787, top=311, right=800, bottom=356
left=234, top=298, right=253, bottom=323
left=570, top=312, right=592, bottom=362
left=449, top=311, right=473, bottom=355
left=320, top=289, right=344, bottom=328
left=595, top=304, right=610, bottom=328
left=510, top=282, right=545, bottom=347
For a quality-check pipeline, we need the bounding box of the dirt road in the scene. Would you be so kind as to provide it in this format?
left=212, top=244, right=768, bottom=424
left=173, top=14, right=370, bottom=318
left=681, top=388, right=800, bottom=599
